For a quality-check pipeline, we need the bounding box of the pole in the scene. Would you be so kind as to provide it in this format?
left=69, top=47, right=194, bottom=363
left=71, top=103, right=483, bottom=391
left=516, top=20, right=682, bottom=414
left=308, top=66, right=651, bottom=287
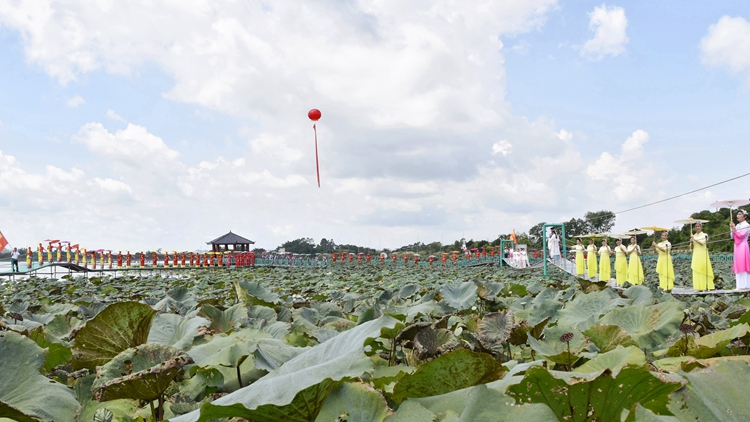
left=313, top=124, right=321, bottom=188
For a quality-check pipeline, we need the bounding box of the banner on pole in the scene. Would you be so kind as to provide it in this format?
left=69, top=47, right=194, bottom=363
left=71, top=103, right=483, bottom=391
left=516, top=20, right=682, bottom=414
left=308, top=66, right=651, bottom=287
left=0, top=231, right=8, bottom=252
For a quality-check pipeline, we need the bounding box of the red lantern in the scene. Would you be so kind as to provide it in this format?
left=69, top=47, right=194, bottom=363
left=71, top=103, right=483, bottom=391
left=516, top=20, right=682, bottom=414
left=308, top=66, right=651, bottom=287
left=308, top=109, right=321, bottom=121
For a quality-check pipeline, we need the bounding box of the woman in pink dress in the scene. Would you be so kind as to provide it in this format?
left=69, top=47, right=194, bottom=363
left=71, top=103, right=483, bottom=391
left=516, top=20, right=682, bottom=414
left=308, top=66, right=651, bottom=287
left=731, top=209, right=750, bottom=289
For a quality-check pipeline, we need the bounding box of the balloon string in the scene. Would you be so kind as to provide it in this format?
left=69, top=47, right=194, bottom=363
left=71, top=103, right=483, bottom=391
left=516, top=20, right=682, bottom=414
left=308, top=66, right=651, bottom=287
left=314, top=124, right=320, bottom=188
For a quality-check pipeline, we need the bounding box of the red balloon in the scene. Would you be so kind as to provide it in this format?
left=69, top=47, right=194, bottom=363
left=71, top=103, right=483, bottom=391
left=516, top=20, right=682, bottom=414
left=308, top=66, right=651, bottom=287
left=308, top=109, right=321, bottom=121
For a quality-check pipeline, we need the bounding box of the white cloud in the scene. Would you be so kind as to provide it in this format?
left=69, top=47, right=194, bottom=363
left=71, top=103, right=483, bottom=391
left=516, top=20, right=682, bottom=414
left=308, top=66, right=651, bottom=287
left=75, top=122, right=180, bottom=168
left=556, top=129, right=573, bottom=142
left=580, top=4, right=629, bottom=60
left=700, top=16, right=750, bottom=83
left=586, top=129, right=650, bottom=201
left=66, top=95, right=86, bottom=107
left=106, top=109, right=126, bottom=122
left=90, top=177, right=132, bottom=194
left=491, top=140, right=513, bottom=156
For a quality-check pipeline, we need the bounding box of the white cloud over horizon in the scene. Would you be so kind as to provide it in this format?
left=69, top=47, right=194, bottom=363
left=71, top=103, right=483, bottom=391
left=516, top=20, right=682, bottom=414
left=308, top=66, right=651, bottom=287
left=700, top=15, right=750, bottom=83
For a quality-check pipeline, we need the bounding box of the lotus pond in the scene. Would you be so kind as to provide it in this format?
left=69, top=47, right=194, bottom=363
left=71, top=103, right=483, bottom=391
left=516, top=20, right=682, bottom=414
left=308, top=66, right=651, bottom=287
left=1, top=260, right=749, bottom=421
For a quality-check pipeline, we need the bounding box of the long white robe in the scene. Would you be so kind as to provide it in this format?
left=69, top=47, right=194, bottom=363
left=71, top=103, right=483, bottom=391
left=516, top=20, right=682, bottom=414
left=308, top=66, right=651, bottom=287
left=548, top=234, right=561, bottom=258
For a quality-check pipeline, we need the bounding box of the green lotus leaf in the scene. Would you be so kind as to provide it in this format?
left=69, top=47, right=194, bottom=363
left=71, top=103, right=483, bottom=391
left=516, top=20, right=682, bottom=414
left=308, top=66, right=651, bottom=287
left=186, top=378, right=335, bottom=422
left=507, top=365, right=681, bottom=421
left=412, top=327, right=460, bottom=360
left=147, top=313, right=210, bottom=350
left=72, top=301, right=157, bottom=370
left=398, top=284, right=421, bottom=299
left=247, top=305, right=277, bottom=322
left=583, top=324, right=637, bottom=353
left=624, top=404, right=681, bottom=422
left=171, top=316, right=401, bottom=422
left=652, top=355, right=750, bottom=373
left=526, top=299, right=563, bottom=326
left=669, top=359, right=750, bottom=421
left=599, top=301, right=684, bottom=352
left=315, top=382, right=392, bottom=422
left=478, top=311, right=515, bottom=348
left=253, top=338, right=309, bottom=371
left=527, top=326, right=587, bottom=364
left=188, top=328, right=271, bottom=367
left=392, top=349, right=505, bottom=404
left=439, top=282, right=477, bottom=311
left=575, top=346, right=646, bottom=374
left=0, top=331, right=80, bottom=421
left=623, top=285, right=655, bottom=306
left=178, top=366, right=224, bottom=401
left=386, top=383, right=556, bottom=422
left=557, top=290, right=625, bottom=331
left=74, top=374, right=138, bottom=422
left=44, top=313, right=82, bottom=344
left=667, top=323, right=750, bottom=359
left=234, top=280, right=281, bottom=307
left=92, top=343, right=193, bottom=402
left=27, top=327, right=72, bottom=374
left=199, top=303, right=247, bottom=334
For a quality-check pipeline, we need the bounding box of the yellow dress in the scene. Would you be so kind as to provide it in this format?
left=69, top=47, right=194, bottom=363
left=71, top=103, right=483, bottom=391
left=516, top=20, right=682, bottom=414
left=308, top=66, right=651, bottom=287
left=655, top=241, right=674, bottom=290
left=614, top=245, right=628, bottom=286
left=599, top=246, right=612, bottom=281
left=692, top=232, right=714, bottom=291
left=587, top=244, right=598, bottom=278
left=627, top=244, right=644, bottom=285
left=575, top=245, right=585, bottom=275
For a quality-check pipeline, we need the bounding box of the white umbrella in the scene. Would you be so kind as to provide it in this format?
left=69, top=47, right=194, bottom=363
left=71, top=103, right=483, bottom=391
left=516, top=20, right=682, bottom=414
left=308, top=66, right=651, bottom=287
left=710, top=199, right=750, bottom=220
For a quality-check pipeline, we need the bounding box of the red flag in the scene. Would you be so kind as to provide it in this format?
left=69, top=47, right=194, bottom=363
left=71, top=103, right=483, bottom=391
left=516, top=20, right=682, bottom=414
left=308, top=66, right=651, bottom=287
left=510, top=229, right=518, bottom=245
left=0, top=231, right=8, bottom=251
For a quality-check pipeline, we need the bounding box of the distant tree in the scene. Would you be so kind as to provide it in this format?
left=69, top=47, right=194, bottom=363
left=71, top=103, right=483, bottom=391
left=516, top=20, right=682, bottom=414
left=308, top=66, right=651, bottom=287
left=280, top=237, right=317, bottom=254
left=585, top=210, right=616, bottom=233
left=563, top=218, right=588, bottom=238
left=528, top=222, right=546, bottom=247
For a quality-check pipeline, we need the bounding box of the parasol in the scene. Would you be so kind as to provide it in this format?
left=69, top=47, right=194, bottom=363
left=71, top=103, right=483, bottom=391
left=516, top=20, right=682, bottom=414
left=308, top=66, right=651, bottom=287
left=609, top=234, right=632, bottom=240
left=710, top=199, right=750, bottom=220
left=675, top=218, right=710, bottom=249
left=641, top=226, right=668, bottom=232
left=624, top=229, right=648, bottom=235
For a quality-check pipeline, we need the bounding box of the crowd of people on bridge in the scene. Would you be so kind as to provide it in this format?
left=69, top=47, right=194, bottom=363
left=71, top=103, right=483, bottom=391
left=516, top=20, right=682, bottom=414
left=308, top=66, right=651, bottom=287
left=547, top=210, right=750, bottom=292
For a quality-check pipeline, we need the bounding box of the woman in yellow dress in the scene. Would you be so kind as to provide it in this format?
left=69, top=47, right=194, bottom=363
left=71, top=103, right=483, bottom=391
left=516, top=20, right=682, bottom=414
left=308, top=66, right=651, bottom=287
left=652, top=231, right=674, bottom=291
left=573, top=238, right=585, bottom=276
left=626, top=236, right=644, bottom=285
left=614, top=238, right=628, bottom=285
left=598, top=238, right=613, bottom=281
left=691, top=222, right=714, bottom=291
left=586, top=238, right=598, bottom=279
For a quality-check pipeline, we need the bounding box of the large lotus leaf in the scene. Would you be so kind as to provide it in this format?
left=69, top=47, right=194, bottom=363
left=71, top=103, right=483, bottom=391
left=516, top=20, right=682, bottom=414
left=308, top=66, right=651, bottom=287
left=185, top=378, right=335, bottom=422
left=386, top=383, right=556, bottom=422
left=507, top=365, right=682, bottom=421
left=527, top=326, right=587, bottom=364
left=398, top=284, right=422, bottom=299
left=72, top=301, right=157, bottom=370
left=599, top=301, right=684, bottom=352
left=575, top=346, right=646, bottom=374
left=391, top=349, right=505, bottom=404
left=383, top=301, right=435, bottom=323
left=652, top=355, right=750, bottom=373
left=253, top=338, right=309, bottom=371
left=171, top=315, right=402, bottom=422
left=668, top=360, right=750, bottom=421
left=147, top=313, right=210, bottom=350
left=315, top=382, right=392, bottom=422
left=413, top=327, right=460, bottom=360
left=583, top=324, right=637, bottom=353
left=40, top=303, right=79, bottom=316
left=556, top=290, right=625, bottom=331
left=523, top=299, right=563, bottom=326
left=478, top=311, right=515, bottom=347
left=666, top=324, right=750, bottom=359
left=439, top=282, right=477, bottom=311
left=624, top=404, right=681, bottom=422
left=234, top=280, right=281, bottom=307
left=27, top=327, right=72, bottom=373
left=44, top=314, right=82, bottom=343
left=624, top=285, right=655, bottom=306
left=0, top=331, right=80, bottom=421
left=92, top=343, right=193, bottom=402
left=247, top=305, right=277, bottom=322
left=74, top=374, right=138, bottom=422
left=178, top=367, right=224, bottom=401
left=188, top=328, right=271, bottom=367
left=199, top=303, right=247, bottom=334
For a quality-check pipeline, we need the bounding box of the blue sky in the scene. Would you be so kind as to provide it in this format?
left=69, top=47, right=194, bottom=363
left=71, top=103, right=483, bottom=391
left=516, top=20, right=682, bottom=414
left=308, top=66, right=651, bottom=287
left=0, top=1, right=749, bottom=251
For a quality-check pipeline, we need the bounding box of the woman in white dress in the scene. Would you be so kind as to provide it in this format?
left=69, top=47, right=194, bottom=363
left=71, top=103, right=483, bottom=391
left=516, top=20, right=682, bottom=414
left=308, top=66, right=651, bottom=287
left=547, top=228, right=561, bottom=260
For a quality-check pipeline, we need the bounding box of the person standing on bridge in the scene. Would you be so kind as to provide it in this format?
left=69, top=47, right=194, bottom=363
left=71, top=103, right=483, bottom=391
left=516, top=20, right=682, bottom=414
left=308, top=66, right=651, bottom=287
left=547, top=228, right=561, bottom=260
left=614, top=239, right=628, bottom=285
left=691, top=222, right=714, bottom=291
left=598, top=239, right=612, bottom=281
left=10, top=247, right=20, bottom=272
left=653, top=231, right=674, bottom=291
left=586, top=238, right=598, bottom=279
left=626, top=236, right=644, bottom=285
left=730, top=209, right=750, bottom=290
left=573, top=238, right=585, bottom=276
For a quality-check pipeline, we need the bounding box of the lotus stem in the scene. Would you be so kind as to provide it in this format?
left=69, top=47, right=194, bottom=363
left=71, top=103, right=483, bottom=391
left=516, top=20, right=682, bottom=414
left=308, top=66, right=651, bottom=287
left=237, top=365, right=244, bottom=388
left=150, top=401, right=156, bottom=421
left=158, top=395, right=165, bottom=421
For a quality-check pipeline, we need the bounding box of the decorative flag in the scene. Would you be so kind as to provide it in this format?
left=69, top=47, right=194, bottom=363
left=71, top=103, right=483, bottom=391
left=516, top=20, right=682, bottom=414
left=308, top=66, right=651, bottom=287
left=510, top=229, right=518, bottom=245
left=0, top=231, right=7, bottom=251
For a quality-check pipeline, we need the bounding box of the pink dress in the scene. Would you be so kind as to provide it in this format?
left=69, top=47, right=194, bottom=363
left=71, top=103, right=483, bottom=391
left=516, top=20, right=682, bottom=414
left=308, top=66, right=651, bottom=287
left=733, top=221, right=750, bottom=289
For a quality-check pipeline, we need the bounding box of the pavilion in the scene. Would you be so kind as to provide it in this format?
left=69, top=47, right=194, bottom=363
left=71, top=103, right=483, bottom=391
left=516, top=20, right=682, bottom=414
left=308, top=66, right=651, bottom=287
left=207, top=231, right=255, bottom=252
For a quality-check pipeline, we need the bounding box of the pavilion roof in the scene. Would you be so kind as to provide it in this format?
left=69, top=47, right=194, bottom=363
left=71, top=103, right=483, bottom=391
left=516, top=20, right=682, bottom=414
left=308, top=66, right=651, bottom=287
left=206, top=231, right=255, bottom=245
